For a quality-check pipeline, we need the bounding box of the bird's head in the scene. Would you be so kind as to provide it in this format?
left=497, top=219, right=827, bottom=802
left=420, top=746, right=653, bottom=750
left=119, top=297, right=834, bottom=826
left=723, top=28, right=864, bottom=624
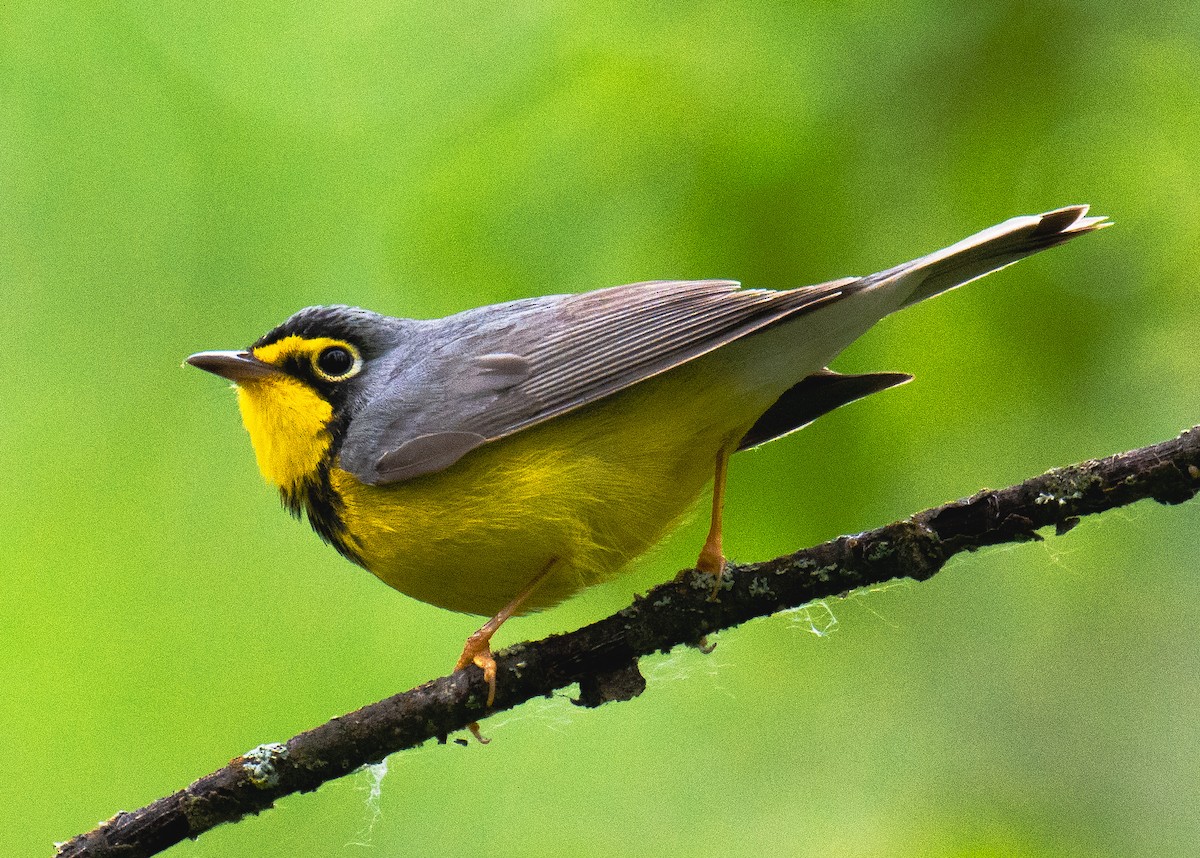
left=187, top=306, right=403, bottom=497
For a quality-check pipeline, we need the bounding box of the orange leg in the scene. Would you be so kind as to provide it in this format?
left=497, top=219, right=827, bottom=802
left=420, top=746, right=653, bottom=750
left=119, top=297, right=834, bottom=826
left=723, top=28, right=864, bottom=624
left=455, top=558, right=556, bottom=712
left=697, top=446, right=731, bottom=598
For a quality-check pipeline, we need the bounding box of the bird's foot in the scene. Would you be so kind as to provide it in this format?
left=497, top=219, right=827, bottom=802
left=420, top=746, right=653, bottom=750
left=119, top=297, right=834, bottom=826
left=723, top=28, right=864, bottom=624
left=455, top=628, right=499, bottom=708
left=697, top=540, right=727, bottom=600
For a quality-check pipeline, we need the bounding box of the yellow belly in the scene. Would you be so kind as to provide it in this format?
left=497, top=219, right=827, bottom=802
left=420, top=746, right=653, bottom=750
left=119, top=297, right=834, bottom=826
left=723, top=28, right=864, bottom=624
left=330, top=357, right=769, bottom=616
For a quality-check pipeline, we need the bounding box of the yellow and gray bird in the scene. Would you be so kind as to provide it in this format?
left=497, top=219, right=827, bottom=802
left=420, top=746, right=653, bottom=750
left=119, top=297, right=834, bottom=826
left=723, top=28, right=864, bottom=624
left=188, top=205, right=1107, bottom=703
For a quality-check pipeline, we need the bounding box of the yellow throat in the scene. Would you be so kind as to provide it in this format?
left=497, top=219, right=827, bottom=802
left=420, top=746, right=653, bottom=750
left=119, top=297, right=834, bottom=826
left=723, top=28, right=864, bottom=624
left=233, top=336, right=340, bottom=493
left=235, top=375, right=332, bottom=492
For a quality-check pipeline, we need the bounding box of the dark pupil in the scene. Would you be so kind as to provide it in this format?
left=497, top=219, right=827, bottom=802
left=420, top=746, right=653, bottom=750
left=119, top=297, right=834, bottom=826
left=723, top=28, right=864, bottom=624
left=317, top=346, right=354, bottom=378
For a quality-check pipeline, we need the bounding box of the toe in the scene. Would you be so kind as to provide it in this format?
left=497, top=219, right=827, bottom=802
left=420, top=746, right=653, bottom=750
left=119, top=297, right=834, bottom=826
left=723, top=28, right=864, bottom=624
left=474, top=651, right=498, bottom=708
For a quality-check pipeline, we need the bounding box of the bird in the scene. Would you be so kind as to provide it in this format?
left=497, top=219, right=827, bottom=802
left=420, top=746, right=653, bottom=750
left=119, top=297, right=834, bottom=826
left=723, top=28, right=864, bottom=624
left=188, top=205, right=1108, bottom=709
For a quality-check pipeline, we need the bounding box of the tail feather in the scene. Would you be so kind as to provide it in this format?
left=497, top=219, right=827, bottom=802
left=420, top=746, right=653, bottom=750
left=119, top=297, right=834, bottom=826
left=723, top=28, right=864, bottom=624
left=864, top=205, right=1111, bottom=309
left=737, top=369, right=912, bottom=450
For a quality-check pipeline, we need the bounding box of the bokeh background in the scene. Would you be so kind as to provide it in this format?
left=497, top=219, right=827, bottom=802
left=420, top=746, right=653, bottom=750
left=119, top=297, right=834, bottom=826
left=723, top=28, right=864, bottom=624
left=5, top=2, right=1200, bottom=856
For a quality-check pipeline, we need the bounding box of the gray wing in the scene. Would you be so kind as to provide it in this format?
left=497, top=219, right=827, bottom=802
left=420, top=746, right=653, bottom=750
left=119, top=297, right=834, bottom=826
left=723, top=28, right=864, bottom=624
left=341, top=278, right=856, bottom=484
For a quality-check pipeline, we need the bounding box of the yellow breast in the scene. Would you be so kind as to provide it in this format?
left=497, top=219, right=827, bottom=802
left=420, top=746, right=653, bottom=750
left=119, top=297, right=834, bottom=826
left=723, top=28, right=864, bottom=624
left=331, top=357, right=767, bottom=616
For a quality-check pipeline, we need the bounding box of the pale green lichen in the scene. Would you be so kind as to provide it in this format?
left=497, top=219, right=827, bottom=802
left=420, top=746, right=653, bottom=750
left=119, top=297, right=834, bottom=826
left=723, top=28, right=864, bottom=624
left=774, top=556, right=817, bottom=577
left=688, top=568, right=730, bottom=591
left=1037, top=488, right=1084, bottom=507
left=813, top=564, right=838, bottom=583
left=241, top=742, right=288, bottom=789
left=866, top=540, right=894, bottom=561
left=1041, top=467, right=1102, bottom=501
left=747, top=576, right=772, bottom=597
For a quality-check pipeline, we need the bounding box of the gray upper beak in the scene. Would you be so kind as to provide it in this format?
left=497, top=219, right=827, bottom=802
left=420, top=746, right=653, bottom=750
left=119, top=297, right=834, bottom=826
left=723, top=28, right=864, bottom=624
left=185, top=350, right=279, bottom=381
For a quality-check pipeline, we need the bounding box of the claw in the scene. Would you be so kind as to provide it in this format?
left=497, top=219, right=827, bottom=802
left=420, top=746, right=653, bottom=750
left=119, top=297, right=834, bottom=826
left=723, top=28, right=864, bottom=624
left=455, top=632, right=500, bottom=708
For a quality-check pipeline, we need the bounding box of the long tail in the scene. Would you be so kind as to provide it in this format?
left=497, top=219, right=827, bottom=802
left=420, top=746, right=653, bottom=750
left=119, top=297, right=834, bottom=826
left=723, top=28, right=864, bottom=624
left=863, top=205, right=1111, bottom=309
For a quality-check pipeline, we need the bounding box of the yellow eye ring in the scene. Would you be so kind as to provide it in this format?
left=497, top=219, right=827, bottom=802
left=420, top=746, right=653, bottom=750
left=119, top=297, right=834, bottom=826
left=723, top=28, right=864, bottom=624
left=312, top=343, right=362, bottom=382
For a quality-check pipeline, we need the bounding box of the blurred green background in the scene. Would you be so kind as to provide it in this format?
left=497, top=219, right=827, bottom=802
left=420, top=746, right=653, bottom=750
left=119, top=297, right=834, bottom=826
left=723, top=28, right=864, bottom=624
left=5, top=2, right=1199, bottom=856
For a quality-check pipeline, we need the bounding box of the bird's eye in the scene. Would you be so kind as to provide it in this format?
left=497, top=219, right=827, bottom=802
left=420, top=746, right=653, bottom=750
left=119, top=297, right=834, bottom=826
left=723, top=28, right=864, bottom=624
left=313, top=345, right=360, bottom=381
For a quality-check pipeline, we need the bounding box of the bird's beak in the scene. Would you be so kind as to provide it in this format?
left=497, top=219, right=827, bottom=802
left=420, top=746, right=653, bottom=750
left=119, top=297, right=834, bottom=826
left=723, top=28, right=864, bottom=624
left=185, top=350, right=279, bottom=382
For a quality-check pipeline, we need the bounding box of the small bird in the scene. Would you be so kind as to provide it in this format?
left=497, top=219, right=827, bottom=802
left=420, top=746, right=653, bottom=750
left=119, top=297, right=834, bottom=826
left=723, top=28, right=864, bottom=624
left=189, top=206, right=1107, bottom=706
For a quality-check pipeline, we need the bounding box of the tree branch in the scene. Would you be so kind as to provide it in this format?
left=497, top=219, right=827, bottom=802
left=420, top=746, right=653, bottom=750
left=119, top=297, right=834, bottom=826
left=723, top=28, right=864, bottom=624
left=57, top=426, right=1200, bottom=858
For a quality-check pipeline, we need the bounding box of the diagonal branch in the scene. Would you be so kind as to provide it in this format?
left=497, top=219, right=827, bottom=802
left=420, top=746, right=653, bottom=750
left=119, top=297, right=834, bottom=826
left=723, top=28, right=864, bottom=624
left=57, top=426, right=1200, bottom=858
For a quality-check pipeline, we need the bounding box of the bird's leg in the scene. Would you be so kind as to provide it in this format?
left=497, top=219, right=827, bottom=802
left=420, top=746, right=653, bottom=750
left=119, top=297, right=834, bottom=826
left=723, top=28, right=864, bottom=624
left=455, top=558, right=556, bottom=712
left=697, top=445, right=731, bottom=598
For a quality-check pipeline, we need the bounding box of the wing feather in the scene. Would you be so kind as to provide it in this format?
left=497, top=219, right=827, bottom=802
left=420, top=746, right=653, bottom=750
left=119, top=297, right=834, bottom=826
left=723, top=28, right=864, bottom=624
left=477, top=279, right=850, bottom=435
left=343, top=278, right=855, bottom=484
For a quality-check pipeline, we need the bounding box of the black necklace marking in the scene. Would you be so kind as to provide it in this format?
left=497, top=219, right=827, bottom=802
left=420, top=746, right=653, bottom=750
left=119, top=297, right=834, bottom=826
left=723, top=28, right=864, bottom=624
left=280, top=460, right=365, bottom=568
